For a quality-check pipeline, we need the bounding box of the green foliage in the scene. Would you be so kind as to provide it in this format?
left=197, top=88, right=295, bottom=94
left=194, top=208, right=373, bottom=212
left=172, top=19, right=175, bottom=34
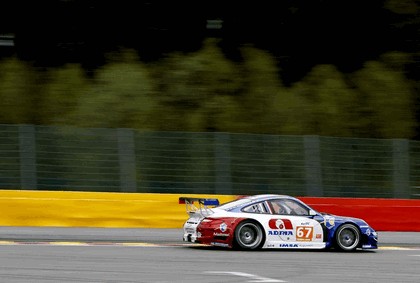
left=39, top=64, right=88, bottom=125
left=384, top=0, right=418, bottom=14
left=150, top=38, right=244, bottom=131
left=0, top=46, right=417, bottom=139
left=350, top=53, right=415, bottom=138
left=222, top=46, right=285, bottom=134
left=287, top=64, right=360, bottom=137
left=63, top=49, right=158, bottom=129
left=0, top=58, right=35, bottom=123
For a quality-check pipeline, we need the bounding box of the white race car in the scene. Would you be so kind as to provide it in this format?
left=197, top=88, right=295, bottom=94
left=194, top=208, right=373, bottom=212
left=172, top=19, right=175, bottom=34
left=179, top=194, right=378, bottom=251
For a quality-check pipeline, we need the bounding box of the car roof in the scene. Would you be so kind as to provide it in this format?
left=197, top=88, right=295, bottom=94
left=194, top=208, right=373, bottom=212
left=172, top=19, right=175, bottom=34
left=217, top=194, right=304, bottom=211
left=241, top=194, right=297, bottom=202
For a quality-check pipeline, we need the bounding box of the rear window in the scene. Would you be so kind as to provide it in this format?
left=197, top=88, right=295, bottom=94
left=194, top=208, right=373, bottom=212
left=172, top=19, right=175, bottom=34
left=242, top=202, right=269, bottom=214
left=218, top=198, right=252, bottom=211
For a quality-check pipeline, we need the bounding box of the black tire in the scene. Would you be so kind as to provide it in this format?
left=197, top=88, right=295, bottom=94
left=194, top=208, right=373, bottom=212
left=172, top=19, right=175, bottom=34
left=234, top=220, right=264, bottom=250
left=335, top=223, right=361, bottom=252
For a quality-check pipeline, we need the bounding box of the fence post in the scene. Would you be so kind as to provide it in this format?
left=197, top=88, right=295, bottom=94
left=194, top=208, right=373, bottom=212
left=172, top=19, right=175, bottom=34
left=392, top=139, right=410, bottom=198
left=117, top=128, right=137, bottom=192
left=19, top=124, right=37, bottom=190
left=304, top=135, right=323, bottom=196
left=214, top=132, right=232, bottom=195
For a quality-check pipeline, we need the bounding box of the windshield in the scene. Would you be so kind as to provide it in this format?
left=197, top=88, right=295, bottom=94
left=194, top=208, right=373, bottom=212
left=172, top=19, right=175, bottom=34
left=218, top=198, right=253, bottom=211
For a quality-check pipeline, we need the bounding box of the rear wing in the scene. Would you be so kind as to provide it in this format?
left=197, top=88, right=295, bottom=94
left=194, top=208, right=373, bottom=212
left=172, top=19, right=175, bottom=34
left=179, top=197, right=219, bottom=217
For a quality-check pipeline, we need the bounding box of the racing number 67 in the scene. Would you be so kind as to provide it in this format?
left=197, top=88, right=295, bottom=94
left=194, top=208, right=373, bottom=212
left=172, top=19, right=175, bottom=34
left=296, top=226, right=313, bottom=241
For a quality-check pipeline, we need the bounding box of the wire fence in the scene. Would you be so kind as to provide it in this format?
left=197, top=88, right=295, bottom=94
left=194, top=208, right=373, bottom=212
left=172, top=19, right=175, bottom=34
left=0, top=124, right=419, bottom=199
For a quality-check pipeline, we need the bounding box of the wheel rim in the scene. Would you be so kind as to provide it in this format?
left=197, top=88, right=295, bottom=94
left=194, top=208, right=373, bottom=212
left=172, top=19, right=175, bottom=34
left=338, top=225, right=360, bottom=250
left=238, top=223, right=262, bottom=248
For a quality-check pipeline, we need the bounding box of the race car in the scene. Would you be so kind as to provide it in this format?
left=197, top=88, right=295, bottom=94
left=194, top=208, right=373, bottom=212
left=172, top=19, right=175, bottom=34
left=179, top=194, right=378, bottom=251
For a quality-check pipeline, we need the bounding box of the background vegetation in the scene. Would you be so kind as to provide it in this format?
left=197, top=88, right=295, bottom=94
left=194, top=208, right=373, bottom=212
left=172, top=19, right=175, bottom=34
left=0, top=0, right=418, bottom=139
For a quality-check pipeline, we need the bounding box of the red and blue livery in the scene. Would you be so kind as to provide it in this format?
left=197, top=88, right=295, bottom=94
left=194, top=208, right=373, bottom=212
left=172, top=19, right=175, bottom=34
left=179, top=194, right=378, bottom=251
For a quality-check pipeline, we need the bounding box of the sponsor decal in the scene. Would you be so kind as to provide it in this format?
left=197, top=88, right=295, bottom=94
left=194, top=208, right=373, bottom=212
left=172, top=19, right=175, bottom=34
left=268, top=218, right=293, bottom=230
left=213, top=233, right=229, bottom=237
left=220, top=222, right=227, bottom=232
left=296, top=243, right=318, bottom=248
left=268, top=230, right=293, bottom=236
left=365, top=229, right=371, bottom=236
left=316, top=233, right=322, bottom=239
left=296, top=226, right=314, bottom=241
left=323, top=216, right=335, bottom=229
left=211, top=242, right=229, bottom=247
left=279, top=243, right=298, bottom=248
left=268, top=219, right=294, bottom=240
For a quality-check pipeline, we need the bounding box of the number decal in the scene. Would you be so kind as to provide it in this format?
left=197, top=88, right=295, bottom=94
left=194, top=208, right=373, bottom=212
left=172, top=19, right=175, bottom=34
left=296, top=226, right=313, bottom=241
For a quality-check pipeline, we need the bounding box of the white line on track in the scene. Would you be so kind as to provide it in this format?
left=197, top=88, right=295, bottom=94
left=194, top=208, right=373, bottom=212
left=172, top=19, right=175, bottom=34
left=379, top=246, right=420, bottom=251
left=204, top=271, right=286, bottom=282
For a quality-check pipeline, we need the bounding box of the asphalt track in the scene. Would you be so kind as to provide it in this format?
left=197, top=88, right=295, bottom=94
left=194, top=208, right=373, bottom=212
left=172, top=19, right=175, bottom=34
left=0, top=227, right=419, bottom=283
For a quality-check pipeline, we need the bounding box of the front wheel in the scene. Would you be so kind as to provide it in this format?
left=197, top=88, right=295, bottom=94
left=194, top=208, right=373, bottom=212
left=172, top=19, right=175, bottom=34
left=335, top=224, right=361, bottom=252
left=234, top=220, right=264, bottom=250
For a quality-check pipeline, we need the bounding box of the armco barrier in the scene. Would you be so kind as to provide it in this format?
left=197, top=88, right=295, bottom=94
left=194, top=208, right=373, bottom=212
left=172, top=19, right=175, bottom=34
left=1, top=190, right=419, bottom=231
left=299, top=197, right=420, bottom=232
left=0, top=190, right=236, bottom=228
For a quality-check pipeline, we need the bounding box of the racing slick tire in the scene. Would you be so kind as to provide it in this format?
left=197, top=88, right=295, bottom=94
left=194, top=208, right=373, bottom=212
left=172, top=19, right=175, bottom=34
left=334, top=223, right=361, bottom=252
left=233, top=220, right=265, bottom=250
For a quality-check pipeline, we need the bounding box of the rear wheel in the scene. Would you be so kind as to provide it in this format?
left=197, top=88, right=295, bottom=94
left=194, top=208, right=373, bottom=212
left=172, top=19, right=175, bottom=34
left=335, top=224, right=361, bottom=251
left=234, top=220, right=264, bottom=250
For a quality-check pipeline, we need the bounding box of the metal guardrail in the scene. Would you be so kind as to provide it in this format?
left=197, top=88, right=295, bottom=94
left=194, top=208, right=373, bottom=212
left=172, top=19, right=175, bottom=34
left=0, top=124, right=419, bottom=199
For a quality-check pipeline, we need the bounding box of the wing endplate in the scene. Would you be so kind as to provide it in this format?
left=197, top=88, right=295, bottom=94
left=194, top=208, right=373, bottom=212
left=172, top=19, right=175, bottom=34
left=179, top=197, right=219, bottom=206
left=179, top=197, right=219, bottom=217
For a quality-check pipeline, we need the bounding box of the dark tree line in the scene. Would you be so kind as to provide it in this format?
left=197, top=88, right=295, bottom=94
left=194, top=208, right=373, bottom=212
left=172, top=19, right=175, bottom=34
left=1, top=0, right=418, bottom=82
left=0, top=0, right=419, bottom=138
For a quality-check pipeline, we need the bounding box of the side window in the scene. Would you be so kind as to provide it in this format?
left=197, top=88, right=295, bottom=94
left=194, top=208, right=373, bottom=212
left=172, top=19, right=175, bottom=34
left=285, top=200, right=309, bottom=216
left=269, top=200, right=291, bottom=215
left=242, top=202, right=268, bottom=214
left=269, top=199, right=309, bottom=215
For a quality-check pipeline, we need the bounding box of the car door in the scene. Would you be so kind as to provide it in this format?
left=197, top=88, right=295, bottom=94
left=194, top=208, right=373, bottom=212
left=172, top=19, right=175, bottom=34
left=263, top=198, right=326, bottom=249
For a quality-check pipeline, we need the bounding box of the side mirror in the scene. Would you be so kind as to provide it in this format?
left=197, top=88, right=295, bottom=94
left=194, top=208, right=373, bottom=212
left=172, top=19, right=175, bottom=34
left=309, top=209, right=317, bottom=216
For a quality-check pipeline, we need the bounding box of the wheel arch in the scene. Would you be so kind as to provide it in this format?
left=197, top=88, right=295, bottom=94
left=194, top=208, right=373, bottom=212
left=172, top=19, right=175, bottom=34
left=232, top=218, right=266, bottom=250
left=333, top=222, right=362, bottom=251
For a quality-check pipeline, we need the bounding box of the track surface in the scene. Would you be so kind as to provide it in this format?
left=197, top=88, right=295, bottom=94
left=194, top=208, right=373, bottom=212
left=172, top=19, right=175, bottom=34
left=0, top=227, right=419, bottom=283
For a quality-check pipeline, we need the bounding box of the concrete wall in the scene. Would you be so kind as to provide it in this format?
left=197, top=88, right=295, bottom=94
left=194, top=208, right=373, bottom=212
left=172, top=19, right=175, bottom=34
left=1, top=190, right=419, bottom=231
left=299, top=197, right=420, bottom=232
left=0, top=190, right=235, bottom=228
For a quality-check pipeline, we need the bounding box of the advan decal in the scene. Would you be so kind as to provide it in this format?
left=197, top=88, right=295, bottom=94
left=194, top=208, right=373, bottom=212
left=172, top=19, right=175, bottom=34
left=268, top=218, right=294, bottom=239
left=268, top=218, right=293, bottom=230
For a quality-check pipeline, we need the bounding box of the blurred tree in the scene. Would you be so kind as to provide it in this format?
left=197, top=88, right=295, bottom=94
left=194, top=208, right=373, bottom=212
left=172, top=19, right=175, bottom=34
left=351, top=52, right=415, bottom=138
left=222, top=45, right=285, bottom=134
left=0, top=57, right=38, bottom=124
left=288, top=65, right=360, bottom=137
left=1, top=45, right=417, bottom=139
left=39, top=64, right=89, bottom=125
left=150, top=38, right=244, bottom=131
left=62, top=49, right=157, bottom=129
